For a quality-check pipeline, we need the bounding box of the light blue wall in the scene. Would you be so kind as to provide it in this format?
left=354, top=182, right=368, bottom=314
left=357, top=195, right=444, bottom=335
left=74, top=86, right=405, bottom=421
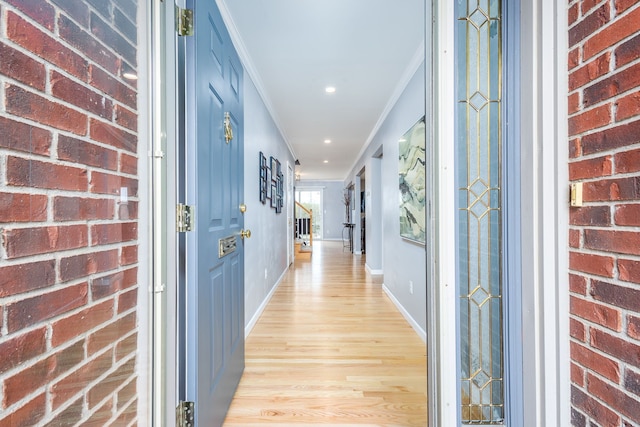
left=243, top=77, right=295, bottom=330
left=345, top=62, right=427, bottom=334
left=296, top=179, right=345, bottom=240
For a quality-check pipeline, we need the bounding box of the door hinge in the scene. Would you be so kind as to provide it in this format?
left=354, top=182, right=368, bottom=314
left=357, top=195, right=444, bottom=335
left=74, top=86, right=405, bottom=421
left=177, top=203, right=194, bottom=232
left=176, top=6, right=194, bottom=36
left=176, top=401, right=195, bottom=427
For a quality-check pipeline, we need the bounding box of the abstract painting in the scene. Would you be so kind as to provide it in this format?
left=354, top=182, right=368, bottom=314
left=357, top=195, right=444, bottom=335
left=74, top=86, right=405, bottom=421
left=399, top=117, right=426, bottom=243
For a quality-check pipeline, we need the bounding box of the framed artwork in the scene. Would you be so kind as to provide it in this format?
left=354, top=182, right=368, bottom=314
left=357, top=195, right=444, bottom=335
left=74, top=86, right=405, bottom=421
left=398, top=117, right=426, bottom=243
left=259, top=151, right=267, bottom=204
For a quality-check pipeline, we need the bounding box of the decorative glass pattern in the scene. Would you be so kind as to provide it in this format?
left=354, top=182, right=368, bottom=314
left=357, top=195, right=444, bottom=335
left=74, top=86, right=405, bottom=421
left=456, top=0, right=503, bottom=423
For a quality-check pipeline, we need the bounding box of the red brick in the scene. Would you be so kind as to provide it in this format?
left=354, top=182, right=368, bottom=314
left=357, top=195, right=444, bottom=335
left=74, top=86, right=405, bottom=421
left=571, top=295, right=621, bottom=332
left=569, top=205, right=611, bottom=226
left=120, top=245, right=138, bottom=265
left=90, top=12, right=136, bottom=66
left=51, top=71, right=114, bottom=119
left=0, top=116, right=52, bottom=156
left=0, top=393, right=46, bottom=427
left=6, top=283, right=88, bottom=333
left=570, top=273, right=588, bottom=295
left=581, top=120, right=640, bottom=155
left=0, top=327, right=46, bottom=375
left=630, top=315, right=640, bottom=340
left=60, top=250, right=119, bottom=282
left=0, top=260, right=55, bottom=297
left=570, top=228, right=581, bottom=248
left=569, top=155, right=613, bottom=181
left=569, top=3, right=579, bottom=26
left=50, top=0, right=90, bottom=28
left=5, top=85, right=87, bottom=136
left=90, top=119, right=137, bottom=153
left=115, top=332, right=137, bottom=361
left=616, top=91, right=640, bottom=121
left=54, top=196, right=115, bottom=222
left=591, top=280, right=640, bottom=313
left=51, top=299, right=114, bottom=347
left=615, top=148, right=640, bottom=174
left=7, top=156, right=88, bottom=192
left=112, top=399, right=136, bottom=426
left=569, top=92, right=580, bottom=114
left=92, top=267, right=137, bottom=300
left=88, top=357, right=135, bottom=409
left=570, top=252, right=615, bottom=277
left=46, top=396, right=84, bottom=426
left=58, top=14, right=119, bottom=75
left=583, top=176, right=640, bottom=202
left=118, top=200, right=138, bottom=220
left=569, top=104, right=612, bottom=136
left=587, top=373, right=640, bottom=422
left=584, top=63, right=640, bottom=107
left=120, top=153, right=137, bottom=175
left=571, top=317, right=586, bottom=341
left=616, top=0, right=639, bottom=14
left=619, top=259, right=640, bottom=284
left=569, top=53, right=611, bottom=92
left=569, top=47, right=581, bottom=70
left=58, top=135, right=118, bottom=171
left=50, top=350, right=112, bottom=409
left=6, top=12, right=88, bottom=81
left=572, top=385, right=621, bottom=426
left=584, top=229, right=640, bottom=255
left=0, top=192, right=48, bottom=223
left=583, top=7, right=640, bottom=59
left=0, top=41, right=45, bottom=90
left=615, top=32, right=640, bottom=68
left=114, top=105, right=137, bottom=132
left=626, top=368, right=640, bottom=398
left=90, top=171, right=138, bottom=196
left=571, top=362, right=585, bottom=386
left=571, top=340, right=620, bottom=382
left=118, top=287, right=137, bottom=314
left=113, top=8, right=136, bottom=44
left=3, top=225, right=88, bottom=259
left=5, top=0, right=55, bottom=31
left=87, top=312, right=136, bottom=356
left=591, top=327, right=640, bottom=367
left=3, top=340, right=84, bottom=407
left=91, top=222, right=137, bottom=246
left=82, top=399, right=113, bottom=426
left=90, top=66, right=137, bottom=110
left=570, top=137, right=582, bottom=158
left=569, top=2, right=610, bottom=47
left=117, top=377, right=136, bottom=409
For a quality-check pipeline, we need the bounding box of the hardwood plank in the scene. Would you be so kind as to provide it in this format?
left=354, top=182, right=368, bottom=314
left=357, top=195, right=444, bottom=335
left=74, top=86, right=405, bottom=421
left=224, top=241, right=427, bottom=426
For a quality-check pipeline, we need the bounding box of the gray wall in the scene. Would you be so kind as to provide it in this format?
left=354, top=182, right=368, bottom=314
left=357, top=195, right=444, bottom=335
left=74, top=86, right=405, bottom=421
left=345, top=62, right=427, bottom=334
left=296, top=179, right=345, bottom=240
left=243, top=77, right=295, bottom=331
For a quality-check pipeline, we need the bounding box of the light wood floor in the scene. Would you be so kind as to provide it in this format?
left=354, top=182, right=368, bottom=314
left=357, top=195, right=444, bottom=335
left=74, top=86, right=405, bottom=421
left=224, top=241, right=427, bottom=426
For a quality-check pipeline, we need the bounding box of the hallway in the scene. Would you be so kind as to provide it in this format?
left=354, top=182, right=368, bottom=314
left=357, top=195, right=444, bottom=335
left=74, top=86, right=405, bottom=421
left=224, top=241, right=427, bottom=426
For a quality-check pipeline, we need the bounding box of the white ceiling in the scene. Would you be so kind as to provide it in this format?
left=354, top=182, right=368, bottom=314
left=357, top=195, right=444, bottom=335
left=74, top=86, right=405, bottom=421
left=220, top=0, right=425, bottom=181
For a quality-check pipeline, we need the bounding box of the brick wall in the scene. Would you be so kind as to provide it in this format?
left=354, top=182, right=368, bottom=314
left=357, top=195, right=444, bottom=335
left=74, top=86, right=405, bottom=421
left=568, top=0, right=640, bottom=425
left=0, top=0, right=140, bottom=425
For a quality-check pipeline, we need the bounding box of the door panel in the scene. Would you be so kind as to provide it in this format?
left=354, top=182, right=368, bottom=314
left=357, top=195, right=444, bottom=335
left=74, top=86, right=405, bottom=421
left=183, top=0, right=244, bottom=425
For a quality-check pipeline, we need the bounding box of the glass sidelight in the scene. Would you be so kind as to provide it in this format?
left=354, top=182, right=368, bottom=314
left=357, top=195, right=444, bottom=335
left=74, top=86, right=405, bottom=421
left=455, top=0, right=503, bottom=423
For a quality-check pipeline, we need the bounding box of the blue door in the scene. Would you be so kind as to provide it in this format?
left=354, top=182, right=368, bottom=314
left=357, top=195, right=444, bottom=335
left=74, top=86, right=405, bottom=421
left=184, top=1, right=245, bottom=425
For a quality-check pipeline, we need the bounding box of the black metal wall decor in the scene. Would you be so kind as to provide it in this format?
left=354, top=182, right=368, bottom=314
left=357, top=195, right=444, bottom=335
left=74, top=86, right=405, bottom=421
left=259, top=151, right=284, bottom=213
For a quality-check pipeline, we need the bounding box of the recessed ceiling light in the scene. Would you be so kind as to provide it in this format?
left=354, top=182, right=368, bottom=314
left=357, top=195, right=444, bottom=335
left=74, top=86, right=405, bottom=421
left=323, top=160, right=329, bottom=163
left=325, top=86, right=336, bottom=93
left=324, top=139, right=331, bottom=144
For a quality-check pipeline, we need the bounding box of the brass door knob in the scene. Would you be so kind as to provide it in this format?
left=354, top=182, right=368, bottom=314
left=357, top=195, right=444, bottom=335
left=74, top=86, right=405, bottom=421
left=240, top=229, right=251, bottom=239
left=239, top=204, right=247, bottom=213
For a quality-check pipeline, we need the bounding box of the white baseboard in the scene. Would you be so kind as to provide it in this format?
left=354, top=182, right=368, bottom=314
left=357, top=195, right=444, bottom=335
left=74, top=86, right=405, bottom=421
left=382, top=284, right=426, bottom=343
left=365, top=263, right=383, bottom=275
left=245, top=268, right=287, bottom=338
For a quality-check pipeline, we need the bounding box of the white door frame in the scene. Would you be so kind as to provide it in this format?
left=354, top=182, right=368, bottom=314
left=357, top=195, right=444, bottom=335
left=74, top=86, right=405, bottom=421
left=427, top=0, right=569, bottom=425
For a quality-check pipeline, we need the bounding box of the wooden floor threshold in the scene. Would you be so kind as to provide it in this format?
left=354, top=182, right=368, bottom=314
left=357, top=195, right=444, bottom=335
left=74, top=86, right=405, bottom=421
left=224, top=241, right=427, bottom=426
